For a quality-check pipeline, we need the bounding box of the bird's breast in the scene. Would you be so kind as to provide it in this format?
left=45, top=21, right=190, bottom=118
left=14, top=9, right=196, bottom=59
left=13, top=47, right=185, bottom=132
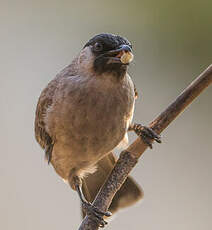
left=46, top=74, right=135, bottom=162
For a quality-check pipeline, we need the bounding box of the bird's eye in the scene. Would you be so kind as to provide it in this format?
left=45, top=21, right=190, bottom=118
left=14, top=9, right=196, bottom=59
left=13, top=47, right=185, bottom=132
left=93, top=42, right=103, bottom=52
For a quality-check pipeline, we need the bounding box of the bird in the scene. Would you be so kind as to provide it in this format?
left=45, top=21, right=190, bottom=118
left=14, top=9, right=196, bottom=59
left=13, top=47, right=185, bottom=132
left=34, top=33, right=161, bottom=227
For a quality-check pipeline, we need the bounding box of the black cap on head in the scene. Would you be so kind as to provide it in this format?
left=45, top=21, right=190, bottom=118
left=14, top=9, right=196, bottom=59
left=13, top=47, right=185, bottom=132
left=84, top=33, right=133, bottom=78
left=84, top=33, right=132, bottom=51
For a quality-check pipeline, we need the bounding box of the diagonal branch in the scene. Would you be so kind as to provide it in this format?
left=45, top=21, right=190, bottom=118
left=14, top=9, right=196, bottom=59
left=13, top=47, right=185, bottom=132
left=79, top=65, right=212, bottom=230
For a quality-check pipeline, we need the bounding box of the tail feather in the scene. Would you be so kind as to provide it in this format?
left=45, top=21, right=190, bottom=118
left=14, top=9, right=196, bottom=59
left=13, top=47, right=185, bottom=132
left=81, top=152, right=143, bottom=217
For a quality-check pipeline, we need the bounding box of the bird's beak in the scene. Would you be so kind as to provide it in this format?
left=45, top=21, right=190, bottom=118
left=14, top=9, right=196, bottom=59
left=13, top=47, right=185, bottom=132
left=106, top=45, right=134, bottom=65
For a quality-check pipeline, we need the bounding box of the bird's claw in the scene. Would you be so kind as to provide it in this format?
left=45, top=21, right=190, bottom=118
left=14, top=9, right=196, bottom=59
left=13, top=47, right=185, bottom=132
left=133, top=124, right=161, bottom=149
left=82, top=201, right=112, bottom=228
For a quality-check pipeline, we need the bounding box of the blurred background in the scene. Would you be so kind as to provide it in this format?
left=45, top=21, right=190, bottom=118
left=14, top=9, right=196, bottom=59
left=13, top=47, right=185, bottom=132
left=1, top=0, right=212, bottom=229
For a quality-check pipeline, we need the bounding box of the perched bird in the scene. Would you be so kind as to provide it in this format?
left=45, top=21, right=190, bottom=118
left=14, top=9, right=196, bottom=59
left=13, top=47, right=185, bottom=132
left=35, top=33, right=161, bottom=226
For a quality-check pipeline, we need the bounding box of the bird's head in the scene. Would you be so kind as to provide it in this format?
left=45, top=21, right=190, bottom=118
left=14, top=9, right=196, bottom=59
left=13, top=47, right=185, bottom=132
left=77, top=33, right=133, bottom=78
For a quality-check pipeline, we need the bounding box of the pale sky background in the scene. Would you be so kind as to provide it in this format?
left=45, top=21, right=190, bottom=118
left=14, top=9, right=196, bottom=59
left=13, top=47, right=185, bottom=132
left=1, top=1, right=212, bottom=229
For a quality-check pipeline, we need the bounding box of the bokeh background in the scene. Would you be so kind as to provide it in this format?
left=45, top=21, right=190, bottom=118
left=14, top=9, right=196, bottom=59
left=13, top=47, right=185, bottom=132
left=1, top=1, right=212, bottom=229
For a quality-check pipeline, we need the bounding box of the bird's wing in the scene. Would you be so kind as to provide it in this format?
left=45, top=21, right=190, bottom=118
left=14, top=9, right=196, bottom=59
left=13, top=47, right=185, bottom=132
left=34, top=77, right=59, bottom=163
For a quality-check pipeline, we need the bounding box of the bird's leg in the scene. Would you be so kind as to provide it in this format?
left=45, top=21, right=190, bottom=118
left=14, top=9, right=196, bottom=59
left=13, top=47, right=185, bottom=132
left=128, top=123, right=161, bottom=149
left=68, top=172, right=111, bottom=228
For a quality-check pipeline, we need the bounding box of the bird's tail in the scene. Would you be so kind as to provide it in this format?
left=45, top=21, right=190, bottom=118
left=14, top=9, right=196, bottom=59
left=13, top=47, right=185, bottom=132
left=81, top=152, right=143, bottom=217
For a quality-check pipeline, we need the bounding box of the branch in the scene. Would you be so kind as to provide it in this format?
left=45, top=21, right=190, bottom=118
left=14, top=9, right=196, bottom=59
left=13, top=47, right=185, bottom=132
left=79, top=65, right=212, bottom=230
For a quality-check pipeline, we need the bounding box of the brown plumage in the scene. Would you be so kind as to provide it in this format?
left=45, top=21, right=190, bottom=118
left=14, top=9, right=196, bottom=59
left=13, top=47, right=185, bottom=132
left=35, top=33, right=145, bottom=224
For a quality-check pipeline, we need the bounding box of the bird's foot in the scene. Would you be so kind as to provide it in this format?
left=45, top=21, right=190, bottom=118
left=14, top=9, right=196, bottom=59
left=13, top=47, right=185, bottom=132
left=82, top=201, right=112, bottom=228
left=132, top=124, right=161, bottom=148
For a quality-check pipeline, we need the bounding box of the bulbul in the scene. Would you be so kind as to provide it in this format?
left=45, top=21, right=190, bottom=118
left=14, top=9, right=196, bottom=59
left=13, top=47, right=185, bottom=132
left=35, top=33, right=160, bottom=226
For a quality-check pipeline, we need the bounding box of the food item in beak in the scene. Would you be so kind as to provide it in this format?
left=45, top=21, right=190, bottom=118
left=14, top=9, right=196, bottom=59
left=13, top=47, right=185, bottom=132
left=120, top=51, right=134, bottom=64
